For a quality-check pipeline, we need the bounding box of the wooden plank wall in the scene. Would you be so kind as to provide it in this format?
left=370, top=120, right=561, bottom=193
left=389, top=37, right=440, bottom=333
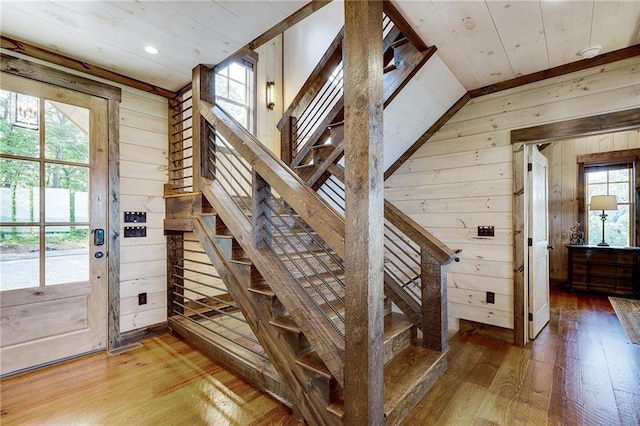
left=119, top=88, right=168, bottom=333
left=385, top=55, right=640, bottom=332
left=543, top=128, right=640, bottom=283
left=255, top=34, right=283, bottom=156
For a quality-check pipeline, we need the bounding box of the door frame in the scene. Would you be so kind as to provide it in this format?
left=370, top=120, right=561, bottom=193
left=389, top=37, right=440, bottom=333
left=511, top=107, right=640, bottom=346
left=1, top=55, right=124, bottom=350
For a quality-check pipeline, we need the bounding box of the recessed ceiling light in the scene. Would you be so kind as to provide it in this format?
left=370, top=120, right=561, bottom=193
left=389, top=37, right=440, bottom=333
left=145, top=45, right=158, bottom=55
left=578, top=45, right=601, bottom=59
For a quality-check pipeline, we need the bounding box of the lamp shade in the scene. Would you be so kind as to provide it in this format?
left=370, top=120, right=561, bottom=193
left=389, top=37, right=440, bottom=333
left=590, top=195, right=618, bottom=211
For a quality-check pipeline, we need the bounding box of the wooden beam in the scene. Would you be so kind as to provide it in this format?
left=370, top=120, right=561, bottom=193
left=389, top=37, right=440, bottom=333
left=384, top=93, right=471, bottom=179
left=469, top=44, right=640, bottom=98
left=511, top=107, right=640, bottom=144
left=248, top=0, right=332, bottom=50
left=343, top=1, right=385, bottom=424
left=383, top=0, right=429, bottom=52
left=1, top=36, right=175, bottom=99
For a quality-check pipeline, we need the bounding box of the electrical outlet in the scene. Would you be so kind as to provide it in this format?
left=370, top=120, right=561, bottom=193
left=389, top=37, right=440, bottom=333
left=138, top=292, right=147, bottom=305
left=486, top=291, right=495, bottom=304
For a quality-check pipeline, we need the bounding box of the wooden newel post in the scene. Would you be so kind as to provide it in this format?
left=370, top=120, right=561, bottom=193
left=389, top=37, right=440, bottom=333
left=280, top=116, right=296, bottom=165
left=420, top=249, right=448, bottom=352
left=253, top=170, right=272, bottom=250
left=192, top=64, right=214, bottom=186
left=344, top=1, right=385, bottom=424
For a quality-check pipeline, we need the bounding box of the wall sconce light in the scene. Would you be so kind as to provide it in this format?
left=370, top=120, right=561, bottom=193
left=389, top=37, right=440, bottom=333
left=266, top=81, right=275, bottom=110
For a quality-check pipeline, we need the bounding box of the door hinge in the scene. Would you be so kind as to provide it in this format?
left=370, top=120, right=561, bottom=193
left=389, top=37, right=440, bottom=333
left=527, top=162, right=533, bottom=172
left=528, top=313, right=533, bottom=321
left=528, top=238, right=533, bottom=247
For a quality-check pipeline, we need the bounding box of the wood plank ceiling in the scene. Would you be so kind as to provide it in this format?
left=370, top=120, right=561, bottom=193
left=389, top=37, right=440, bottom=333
left=1, top=1, right=639, bottom=93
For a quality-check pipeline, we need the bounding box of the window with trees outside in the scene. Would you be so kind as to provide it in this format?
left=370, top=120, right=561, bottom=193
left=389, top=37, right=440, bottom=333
left=585, top=163, right=634, bottom=246
left=215, top=61, right=255, bottom=133
left=0, top=88, right=91, bottom=291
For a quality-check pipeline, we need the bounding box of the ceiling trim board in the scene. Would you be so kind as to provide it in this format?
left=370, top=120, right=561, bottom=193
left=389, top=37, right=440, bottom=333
left=1, top=54, right=122, bottom=102
left=1, top=36, right=175, bottom=99
left=384, top=92, right=471, bottom=180
left=469, top=44, right=640, bottom=98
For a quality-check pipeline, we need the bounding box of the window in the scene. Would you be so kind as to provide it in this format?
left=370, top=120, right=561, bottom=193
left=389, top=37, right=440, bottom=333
left=585, top=164, right=634, bottom=246
left=215, top=60, right=255, bottom=133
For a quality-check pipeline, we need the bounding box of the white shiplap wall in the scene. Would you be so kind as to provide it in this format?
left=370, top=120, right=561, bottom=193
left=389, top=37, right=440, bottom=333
left=118, top=89, right=168, bottom=333
left=385, top=56, right=640, bottom=331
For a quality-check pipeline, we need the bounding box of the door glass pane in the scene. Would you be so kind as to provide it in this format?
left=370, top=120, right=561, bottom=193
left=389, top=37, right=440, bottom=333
left=45, top=100, right=89, bottom=164
left=0, top=90, right=40, bottom=158
left=45, top=226, right=89, bottom=285
left=45, top=164, right=89, bottom=222
left=0, top=226, right=39, bottom=290
left=0, top=158, right=39, bottom=222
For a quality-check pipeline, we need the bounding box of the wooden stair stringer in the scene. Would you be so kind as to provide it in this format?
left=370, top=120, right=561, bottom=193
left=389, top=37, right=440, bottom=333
left=192, top=218, right=341, bottom=426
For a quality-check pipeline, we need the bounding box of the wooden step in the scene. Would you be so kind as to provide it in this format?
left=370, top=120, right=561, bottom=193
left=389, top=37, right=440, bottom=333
left=383, top=312, right=415, bottom=364
left=327, top=345, right=446, bottom=424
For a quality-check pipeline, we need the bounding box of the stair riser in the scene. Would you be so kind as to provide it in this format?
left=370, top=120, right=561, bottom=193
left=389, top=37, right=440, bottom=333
left=384, top=326, right=415, bottom=365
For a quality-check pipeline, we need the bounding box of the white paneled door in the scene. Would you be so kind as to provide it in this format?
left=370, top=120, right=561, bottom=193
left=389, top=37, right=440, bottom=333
left=528, top=146, right=551, bottom=339
left=0, top=73, right=108, bottom=375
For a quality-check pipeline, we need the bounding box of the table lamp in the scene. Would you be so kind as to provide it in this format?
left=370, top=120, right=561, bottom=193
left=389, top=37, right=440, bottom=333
left=589, top=195, right=618, bottom=246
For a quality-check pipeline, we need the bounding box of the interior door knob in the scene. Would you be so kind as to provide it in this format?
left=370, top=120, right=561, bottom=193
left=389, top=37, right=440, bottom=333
left=547, top=245, right=555, bottom=250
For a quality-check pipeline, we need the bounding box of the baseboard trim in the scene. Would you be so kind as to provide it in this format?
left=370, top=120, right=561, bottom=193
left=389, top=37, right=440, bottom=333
left=459, top=319, right=514, bottom=344
left=118, top=322, right=168, bottom=348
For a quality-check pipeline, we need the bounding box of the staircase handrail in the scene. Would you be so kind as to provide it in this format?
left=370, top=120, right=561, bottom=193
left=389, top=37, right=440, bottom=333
left=200, top=100, right=346, bottom=260
left=276, top=28, right=344, bottom=131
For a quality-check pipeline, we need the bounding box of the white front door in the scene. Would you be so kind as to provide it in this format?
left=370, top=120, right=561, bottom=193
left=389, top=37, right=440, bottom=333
left=0, top=73, right=109, bottom=375
left=528, top=146, right=551, bottom=339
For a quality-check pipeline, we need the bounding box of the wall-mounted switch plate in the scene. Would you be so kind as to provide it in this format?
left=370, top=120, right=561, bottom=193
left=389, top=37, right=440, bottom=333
left=138, top=292, right=147, bottom=305
left=124, top=226, right=147, bottom=238
left=478, top=226, right=495, bottom=237
left=486, top=291, right=495, bottom=304
left=124, top=211, right=147, bottom=223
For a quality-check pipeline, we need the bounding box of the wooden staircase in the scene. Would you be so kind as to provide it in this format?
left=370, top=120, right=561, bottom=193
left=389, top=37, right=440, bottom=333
left=164, top=4, right=459, bottom=424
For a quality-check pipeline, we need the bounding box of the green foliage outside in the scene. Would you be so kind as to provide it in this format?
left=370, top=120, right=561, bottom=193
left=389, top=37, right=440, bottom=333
left=0, top=90, right=89, bottom=246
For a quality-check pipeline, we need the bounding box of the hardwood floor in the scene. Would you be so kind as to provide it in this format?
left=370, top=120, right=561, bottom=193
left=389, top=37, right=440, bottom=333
left=1, top=287, right=638, bottom=425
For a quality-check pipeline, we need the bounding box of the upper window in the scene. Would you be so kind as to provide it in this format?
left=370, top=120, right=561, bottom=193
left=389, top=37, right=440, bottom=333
left=585, top=163, right=634, bottom=246
left=215, top=61, right=254, bottom=133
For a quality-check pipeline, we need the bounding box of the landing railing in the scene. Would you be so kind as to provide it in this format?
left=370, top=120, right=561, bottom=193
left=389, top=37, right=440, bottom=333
left=168, top=85, right=194, bottom=194
left=319, top=165, right=459, bottom=350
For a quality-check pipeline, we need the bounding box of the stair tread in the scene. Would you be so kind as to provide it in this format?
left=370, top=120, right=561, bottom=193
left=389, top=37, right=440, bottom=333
left=295, top=351, right=331, bottom=379
left=269, top=316, right=301, bottom=334
left=327, top=344, right=444, bottom=418
left=383, top=345, right=444, bottom=415
left=383, top=312, right=414, bottom=341
left=247, top=284, right=276, bottom=299
left=294, top=164, right=315, bottom=170
left=309, top=143, right=334, bottom=151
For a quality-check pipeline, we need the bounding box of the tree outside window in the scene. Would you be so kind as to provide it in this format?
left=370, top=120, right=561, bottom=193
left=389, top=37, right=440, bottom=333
left=585, top=165, right=633, bottom=246
left=215, top=62, right=254, bottom=133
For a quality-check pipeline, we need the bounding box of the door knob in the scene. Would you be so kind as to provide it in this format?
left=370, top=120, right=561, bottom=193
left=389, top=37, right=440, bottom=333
left=95, top=251, right=104, bottom=259
left=547, top=245, right=555, bottom=250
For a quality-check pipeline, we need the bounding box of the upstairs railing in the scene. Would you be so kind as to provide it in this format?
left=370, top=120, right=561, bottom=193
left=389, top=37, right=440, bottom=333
left=168, top=85, right=194, bottom=194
